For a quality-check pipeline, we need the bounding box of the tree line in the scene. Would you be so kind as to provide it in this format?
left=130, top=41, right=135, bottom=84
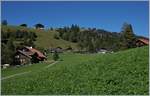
left=2, top=20, right=137, bottom=52
left=56, top=23, right=137, bottom=52
left=2, top=20, right=45, bottom=29
left=1, top=20, right=137, bottom=65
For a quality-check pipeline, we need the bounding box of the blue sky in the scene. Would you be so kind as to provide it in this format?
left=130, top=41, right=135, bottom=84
left=1, top=1, right=149, bottom=37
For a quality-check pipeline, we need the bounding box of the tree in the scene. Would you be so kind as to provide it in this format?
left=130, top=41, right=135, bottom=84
left=57, top=28, right=64, bottom=37
left=54, top=33, right=60, bottom=39
left=50, top=27, right=53, bottom=30
left=1, top=31, right=9, bottom=40
left=56, top=24, right=131, bottom=52
left=77, top=40, right=84, bottom=51
left=121, top=22, right=136, bottom=48
left=93, top=39, right=101, bottom=52
left=20, top=24, right=27, bottom=27
left=34, top=23, right=44, bottom=29
left=69, top=24, right=80, bottom=42
left=62, top=32, right=69, bottom=40
left=23, top=38, right=35, bottom=47
left=1, top=39, right=15, bottom=65
left=2, top=44, right=12, bottom=64
left=7, top=38, right=15, bottom=51
left=53, top=51, right=59, bottom=61
left=87, top=38, right=95, bottom=53
left=2, top=20, right=8, bottom=25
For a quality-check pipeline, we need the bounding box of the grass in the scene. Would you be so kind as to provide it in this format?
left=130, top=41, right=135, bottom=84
left=1, top=62, right=48, bottom=77
left=1, top=53, right=54, bottom=78
left=34, top=29, right=77, bottom=49
left=1, top=46, right=149, bottom=95
left=1, top=25, right=78, bottom=49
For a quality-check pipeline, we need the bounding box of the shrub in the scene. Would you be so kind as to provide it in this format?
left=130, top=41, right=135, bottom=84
left=54, top=33, right=60, bottom=39
left=53, top=51, right=59, bottom=61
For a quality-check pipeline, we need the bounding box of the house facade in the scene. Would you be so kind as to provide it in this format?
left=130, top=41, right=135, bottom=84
left=136, top=38, right=149, bottom=47
left=14, top=50, right=31, bottom=65
left=14, top=46, right=46, bottom=65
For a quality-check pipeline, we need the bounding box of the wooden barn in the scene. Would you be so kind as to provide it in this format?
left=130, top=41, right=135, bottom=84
left=14, top=46, right=46, bottom=65
left=14, top=50, right=32, bottom=65
left=136, top=38, right=149, bottom=47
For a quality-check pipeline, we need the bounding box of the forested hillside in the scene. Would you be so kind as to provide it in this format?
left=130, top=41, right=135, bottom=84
left=1, top=25, right=77, bottom=65
left=56, top=23, right=139, bottom=52
left=1, top=22, right=145, bottom=65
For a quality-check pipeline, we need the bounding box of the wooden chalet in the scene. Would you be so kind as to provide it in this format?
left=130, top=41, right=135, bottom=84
left=14, top=50, right=32, bottom=65
left=14, top=46, right=46, bottom=65
left=136, top=38, right=149, bottom=47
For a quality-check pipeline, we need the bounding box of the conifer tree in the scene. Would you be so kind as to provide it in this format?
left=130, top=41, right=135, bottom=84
left=121, top=23, right=136, bottom=48
left=53, top=51, right=59, bottom=61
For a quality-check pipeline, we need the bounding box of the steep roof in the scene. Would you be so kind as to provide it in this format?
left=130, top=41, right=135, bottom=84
left=17, top=50, right=32, bottom=58
left=138, top=38, right=149, bottom=45
left=25, top=46, right=46, bottom=58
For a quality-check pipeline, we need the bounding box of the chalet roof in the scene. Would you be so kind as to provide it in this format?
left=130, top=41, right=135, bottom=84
left=138, top=38, right=149, bottom=45
left=25, top=46, right=46, bottom=58
left=17, top=50, right=32, bottom=58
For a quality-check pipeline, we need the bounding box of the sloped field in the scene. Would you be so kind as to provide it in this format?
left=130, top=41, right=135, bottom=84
left=1, top=46, right=149, bottom=95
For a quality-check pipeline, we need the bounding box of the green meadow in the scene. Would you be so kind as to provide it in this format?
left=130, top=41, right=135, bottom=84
left=1, top=46, right=149, bottom=95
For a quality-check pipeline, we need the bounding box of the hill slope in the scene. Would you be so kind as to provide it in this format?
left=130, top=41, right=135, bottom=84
left=1, top=46, right=149, bottom=95
left=1, top=25, right=78, bottom=49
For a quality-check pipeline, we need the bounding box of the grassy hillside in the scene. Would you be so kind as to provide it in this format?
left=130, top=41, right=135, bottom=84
left=34, top=29, right=77, bottom=49
left=1, top=46, right=149, bottom=95
left=1, top=25, right=78, bottom=49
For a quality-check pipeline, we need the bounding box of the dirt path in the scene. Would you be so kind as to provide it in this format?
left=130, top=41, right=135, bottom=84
left=44, top=61, right=59, bottom=69
left=1, top=61, right=59, bottom=80
left=1, top=71, right=31, bottom=80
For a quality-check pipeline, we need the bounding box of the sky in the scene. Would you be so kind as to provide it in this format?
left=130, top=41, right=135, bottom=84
left=1, top=1, right=149, bottom=37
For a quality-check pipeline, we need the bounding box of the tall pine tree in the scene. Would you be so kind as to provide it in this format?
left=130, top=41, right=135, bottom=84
left=121, top=22, right=136, bottom=48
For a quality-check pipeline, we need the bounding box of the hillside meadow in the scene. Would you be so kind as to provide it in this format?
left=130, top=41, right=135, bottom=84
left=1, top=46, right=149, bottom=95
left=1, top=25, right=78, bottom=49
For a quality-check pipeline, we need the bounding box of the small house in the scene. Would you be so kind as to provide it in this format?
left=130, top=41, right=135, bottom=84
left=136, top=38, right=149, bottom=47
left=56, top=47, right=63, bottom=53
left=14, top=46, right=46, bottom=65
left=14, top=50, right=32, bottom=65
left=49, top=47, right=63, bottom=53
